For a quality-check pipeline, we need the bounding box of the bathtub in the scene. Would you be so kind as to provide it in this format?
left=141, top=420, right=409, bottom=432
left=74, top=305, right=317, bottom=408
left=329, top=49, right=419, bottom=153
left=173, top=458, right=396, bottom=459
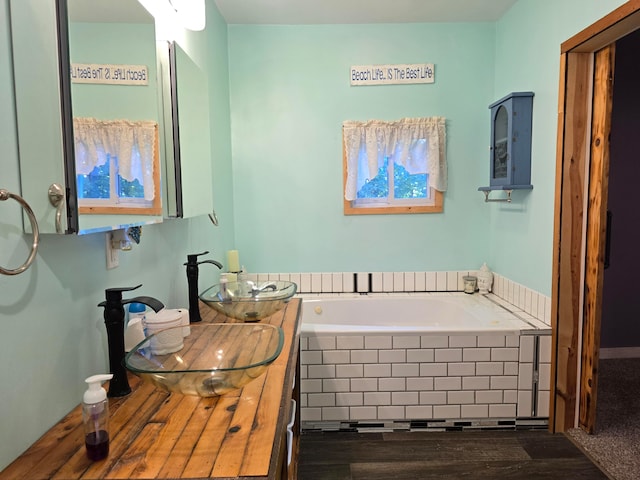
left=298, top=293, right=551, bottom=429
left=301, top=293, right=531, bottom=335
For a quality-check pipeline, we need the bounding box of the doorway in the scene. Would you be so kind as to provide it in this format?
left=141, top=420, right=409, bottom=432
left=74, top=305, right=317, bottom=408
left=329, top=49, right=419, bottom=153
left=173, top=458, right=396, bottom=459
left=560, top=25, right=640, bottom=479
left=551, top=0, right=640, bottom=434
left=599, top=27, right=640, bottom=362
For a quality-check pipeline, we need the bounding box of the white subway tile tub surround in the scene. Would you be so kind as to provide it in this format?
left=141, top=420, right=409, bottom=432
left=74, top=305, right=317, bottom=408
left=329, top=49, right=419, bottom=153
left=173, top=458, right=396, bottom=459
left=491, top=273, right=552, bottom=326
left=253, top=270, right=551, bottom=325
left=265, top=271, right=477, bottom=295
left=300, top=330, right=539, bottom=424
left=298, top=292, right=551, bottom=425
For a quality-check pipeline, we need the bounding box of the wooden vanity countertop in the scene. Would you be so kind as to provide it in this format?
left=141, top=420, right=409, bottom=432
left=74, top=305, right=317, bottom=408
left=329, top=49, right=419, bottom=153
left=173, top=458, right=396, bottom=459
left=0, top=298, right=302, bottom=480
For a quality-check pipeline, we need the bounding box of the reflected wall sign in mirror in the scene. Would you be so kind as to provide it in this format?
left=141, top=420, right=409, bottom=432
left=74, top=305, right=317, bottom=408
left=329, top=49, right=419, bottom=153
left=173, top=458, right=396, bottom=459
left=9, top=0, right=164, bottom=234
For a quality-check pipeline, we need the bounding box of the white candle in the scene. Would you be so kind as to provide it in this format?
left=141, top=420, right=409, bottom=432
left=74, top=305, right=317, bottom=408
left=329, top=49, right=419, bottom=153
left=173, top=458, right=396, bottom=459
left=227, top=250, right=240, bottom=272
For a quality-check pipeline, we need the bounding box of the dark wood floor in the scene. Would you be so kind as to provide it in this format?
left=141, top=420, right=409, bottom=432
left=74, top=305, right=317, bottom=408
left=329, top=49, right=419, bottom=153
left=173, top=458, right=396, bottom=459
left=298, top=430, right=610, bottom=479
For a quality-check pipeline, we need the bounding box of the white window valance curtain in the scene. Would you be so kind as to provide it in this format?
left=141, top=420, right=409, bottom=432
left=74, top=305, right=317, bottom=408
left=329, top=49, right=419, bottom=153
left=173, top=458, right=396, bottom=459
left=73, top=117, right=158, bottom=201
left=343, top=117, right=447, bottom=201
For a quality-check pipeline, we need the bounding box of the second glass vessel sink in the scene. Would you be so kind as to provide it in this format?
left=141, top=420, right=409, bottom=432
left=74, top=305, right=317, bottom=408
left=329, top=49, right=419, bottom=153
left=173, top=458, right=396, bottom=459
left=125, top=323, right=284, bottom=397
left=200, top=280, right=297, bottom=322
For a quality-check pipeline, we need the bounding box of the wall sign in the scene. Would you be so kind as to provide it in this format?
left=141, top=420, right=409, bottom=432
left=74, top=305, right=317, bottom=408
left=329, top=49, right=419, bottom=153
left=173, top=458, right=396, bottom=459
left=350, top=63, right=435, bottom=86
left=70, top=63, right=149, bottom=85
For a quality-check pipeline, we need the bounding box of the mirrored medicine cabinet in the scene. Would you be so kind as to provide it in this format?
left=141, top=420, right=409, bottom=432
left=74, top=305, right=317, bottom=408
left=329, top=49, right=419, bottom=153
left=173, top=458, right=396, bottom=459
left=9, top=0, right=214, bottom=235
left=158, top=41, right=213, bottom=219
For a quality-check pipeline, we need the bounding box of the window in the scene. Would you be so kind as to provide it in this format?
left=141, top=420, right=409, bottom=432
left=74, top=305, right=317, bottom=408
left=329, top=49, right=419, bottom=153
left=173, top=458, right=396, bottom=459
left=74, top=118, right=161, bottom=215
left=343, top=117, right=446, bottom=214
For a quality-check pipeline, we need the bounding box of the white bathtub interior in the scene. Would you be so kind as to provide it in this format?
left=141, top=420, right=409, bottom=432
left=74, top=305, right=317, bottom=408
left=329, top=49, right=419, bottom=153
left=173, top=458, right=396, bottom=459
left=302, top=293, right=535, bottom=334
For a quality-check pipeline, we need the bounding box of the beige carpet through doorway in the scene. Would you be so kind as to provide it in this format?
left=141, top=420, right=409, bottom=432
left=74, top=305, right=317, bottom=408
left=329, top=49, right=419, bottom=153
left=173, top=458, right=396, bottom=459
left=567, top=358, right=640, bottom=480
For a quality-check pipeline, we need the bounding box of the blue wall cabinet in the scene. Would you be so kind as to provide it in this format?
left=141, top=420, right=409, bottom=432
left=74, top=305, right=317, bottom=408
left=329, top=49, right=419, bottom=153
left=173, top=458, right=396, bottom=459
left=479, top=92, right=534, bottom=200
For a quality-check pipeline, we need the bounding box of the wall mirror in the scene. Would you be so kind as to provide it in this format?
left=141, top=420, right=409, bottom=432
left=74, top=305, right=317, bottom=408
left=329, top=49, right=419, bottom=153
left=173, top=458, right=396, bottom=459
left=10, top=0, right=164, bottom=235
left=158, top=41, right=214, bottom=219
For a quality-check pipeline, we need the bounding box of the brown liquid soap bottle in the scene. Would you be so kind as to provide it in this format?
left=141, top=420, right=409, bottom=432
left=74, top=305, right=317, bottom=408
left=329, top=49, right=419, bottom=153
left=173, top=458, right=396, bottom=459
left=82, top=374, right=113, bottom=461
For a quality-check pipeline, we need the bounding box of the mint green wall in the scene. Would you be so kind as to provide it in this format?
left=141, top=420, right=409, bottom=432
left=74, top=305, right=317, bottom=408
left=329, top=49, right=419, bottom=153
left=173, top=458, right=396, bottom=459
left=228, top=23, right=495, bottom=274
left=227, top=0, right=627, bottom=290
left=0, top=1, right=232, bottom=470
left=488, top=0, right=626, bottom=295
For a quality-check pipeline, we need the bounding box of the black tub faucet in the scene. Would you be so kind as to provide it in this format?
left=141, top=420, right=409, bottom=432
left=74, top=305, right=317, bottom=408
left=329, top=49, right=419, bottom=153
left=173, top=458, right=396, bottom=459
left=184, top=251, right=223, bottom=323
left=97, top=284, right=164, bottom=397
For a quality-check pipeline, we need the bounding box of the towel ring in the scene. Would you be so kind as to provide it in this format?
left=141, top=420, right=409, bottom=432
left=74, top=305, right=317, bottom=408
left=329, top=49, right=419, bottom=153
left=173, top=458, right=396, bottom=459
left=0, top=189, right=40, bottom=275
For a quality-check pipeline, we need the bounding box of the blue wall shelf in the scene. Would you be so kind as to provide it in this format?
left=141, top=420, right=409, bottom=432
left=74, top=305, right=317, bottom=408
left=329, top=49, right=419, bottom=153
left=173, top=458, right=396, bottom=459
left=479, top=92, right=534, bottom=202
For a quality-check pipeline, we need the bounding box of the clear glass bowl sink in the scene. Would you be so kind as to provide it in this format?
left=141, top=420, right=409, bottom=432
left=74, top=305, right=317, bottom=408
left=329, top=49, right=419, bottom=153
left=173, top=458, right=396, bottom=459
left=124, top=323, right=284, bottom=397
left=199, top=280, right=297, bottom=322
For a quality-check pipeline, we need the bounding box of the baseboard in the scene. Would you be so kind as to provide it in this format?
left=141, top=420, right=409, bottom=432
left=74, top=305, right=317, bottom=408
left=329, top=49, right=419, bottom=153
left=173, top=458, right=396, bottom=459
left=301, top=418, right=548, bottom=433
left=600, top=347, right=640, bottom=359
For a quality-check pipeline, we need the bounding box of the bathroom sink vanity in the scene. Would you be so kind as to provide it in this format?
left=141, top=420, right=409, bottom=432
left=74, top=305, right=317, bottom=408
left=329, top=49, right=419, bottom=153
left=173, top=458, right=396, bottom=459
left=0, top=299, right=302, bottom=480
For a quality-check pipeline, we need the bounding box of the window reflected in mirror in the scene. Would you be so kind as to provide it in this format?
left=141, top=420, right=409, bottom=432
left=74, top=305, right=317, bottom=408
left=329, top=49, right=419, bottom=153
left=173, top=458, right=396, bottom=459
left=74, top=118, right=161, bottom=215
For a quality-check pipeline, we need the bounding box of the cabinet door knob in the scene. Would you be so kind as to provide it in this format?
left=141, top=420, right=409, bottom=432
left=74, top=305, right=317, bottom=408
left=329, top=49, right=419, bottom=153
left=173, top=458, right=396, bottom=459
left=48, top=183, right=65, bottom=234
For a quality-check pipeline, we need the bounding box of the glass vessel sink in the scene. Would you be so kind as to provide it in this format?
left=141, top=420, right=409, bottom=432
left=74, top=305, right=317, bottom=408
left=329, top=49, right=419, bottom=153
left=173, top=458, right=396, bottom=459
left=199, top=280, right=297, bottom=322
left=124, top=323, right=284, bottom=397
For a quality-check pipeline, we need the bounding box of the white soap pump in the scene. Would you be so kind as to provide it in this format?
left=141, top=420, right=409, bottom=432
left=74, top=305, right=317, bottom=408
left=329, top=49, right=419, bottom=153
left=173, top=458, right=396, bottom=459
left=82, top=374, right=113, bottom=461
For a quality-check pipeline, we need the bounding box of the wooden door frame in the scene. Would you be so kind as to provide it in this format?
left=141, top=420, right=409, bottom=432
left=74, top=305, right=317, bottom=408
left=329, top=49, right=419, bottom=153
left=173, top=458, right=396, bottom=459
left=551, top=0, right=640, bottom=433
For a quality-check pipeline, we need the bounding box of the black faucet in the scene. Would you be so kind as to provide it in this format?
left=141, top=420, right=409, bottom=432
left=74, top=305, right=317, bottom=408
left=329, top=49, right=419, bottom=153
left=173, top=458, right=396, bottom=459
left=97, top=284, right=164, bottom=397
left=184, top=251, right=223, bottom=323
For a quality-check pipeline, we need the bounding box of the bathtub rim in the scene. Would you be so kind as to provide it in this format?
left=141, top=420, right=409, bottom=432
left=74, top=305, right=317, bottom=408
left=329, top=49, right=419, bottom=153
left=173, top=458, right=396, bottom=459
left=298, top=291, right=549, bottom=336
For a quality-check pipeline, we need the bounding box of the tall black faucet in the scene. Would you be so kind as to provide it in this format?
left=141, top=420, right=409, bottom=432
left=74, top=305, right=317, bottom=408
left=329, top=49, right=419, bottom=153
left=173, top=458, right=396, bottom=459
left=97, top=285, right=164, bottom=397
left=184, top=251, right=223, bottom=323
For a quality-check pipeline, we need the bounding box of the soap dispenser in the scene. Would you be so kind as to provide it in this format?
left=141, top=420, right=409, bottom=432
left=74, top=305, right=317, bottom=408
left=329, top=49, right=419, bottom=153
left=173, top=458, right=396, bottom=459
left=98, top=285, right=164, bottom=397
left=184, top=251, right=223, bottom=323
left=82, top=374, right=113, bottom=461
